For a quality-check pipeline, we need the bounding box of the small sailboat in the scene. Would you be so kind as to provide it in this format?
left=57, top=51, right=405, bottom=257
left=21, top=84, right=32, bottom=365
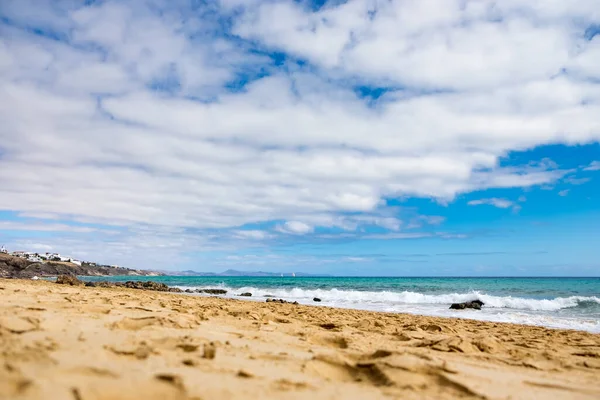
left=280, top=273, right=283, bottom=277
left=292, top=272, right=295, bottom=277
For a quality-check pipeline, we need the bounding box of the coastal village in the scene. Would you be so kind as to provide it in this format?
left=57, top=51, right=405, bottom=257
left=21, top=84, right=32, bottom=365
left=1, top=245, right=83, bottom=265
left=0, top=245, right=160, bottom=278
left=0, top=245, right=123, bottom=269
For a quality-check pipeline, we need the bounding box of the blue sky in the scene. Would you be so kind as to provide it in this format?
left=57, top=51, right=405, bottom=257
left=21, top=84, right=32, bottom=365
left=0, top=0, right=599, bottom=276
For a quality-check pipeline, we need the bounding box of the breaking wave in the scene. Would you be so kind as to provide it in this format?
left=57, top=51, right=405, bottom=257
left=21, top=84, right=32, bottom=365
left=183, top=286, right=600, bottom=312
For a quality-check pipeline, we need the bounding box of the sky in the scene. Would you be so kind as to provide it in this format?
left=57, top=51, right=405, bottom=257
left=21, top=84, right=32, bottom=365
left=0, top=0, right=599, bottom=276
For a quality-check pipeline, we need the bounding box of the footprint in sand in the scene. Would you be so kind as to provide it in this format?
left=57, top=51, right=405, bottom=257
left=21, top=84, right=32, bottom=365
left=309, top=333, right=350, bottom=349
left=0, top=316, right=39, bottom=334
left=110, top=314, right=200, bottom=330
left=106, top=341, right=154, bottom=360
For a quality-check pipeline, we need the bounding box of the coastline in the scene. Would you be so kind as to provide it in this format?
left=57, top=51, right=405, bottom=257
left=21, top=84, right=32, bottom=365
left=1, top=279, right=600, bottom=399
left=83, top=275, right=600, bottom=333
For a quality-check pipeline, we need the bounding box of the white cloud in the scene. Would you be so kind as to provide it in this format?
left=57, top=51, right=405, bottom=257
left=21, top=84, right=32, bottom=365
left=233, top=230, right=272, bottom=240
left=277, top=221, right=313, bottom=235
left=232, top=1, right=600, bottom=91
left=0, top=221, right=102, bottom=233
left=0, top=0, right=599, bottom=268
left=584, top=161, right=600, bottom=171
left=468, top=198, right=515, bottom=209
left=563, top=176, right=591, bottom=185
left=558, top=189, right=570, bottom=196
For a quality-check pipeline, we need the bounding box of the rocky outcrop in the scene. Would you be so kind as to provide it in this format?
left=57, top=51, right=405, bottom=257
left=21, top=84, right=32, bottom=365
left=58, top=279, right=184, bottom=293
left=94, top=281, right=117, bottom=288
left=0, top=253, right=162, bottom=278
left=266, top=298, right=298, bottom=305
left=119, top=281, right=171, bottom=291
left=450, top=300, right=484, bottom=310
left=313, top=297, right=322, bottom=302
left=56, top=275, right=83, bottom=286
left=239, top=292, right=252, bottom=297
left=195, top=289, right=227, bottom=295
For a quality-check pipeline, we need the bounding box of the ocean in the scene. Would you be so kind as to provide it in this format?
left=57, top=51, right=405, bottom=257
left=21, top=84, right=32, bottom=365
left=84, top=276, right=600, bottom=333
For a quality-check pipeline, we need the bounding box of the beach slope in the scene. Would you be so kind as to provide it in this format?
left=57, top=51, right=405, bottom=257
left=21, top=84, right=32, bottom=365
left=1, top=279, right=599, bottom=399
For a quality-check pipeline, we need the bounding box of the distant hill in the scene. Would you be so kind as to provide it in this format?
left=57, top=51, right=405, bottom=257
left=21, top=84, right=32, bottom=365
left=164, top=269, right=331, bottom=277
left=0, top=253, right=162, bottom=278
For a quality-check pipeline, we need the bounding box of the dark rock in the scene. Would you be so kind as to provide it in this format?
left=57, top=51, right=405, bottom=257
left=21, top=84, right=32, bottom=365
left=239, top=292, right=252, bottom=297
left=95, top=281, right=115, bottom=288
left=266, top=298, right=298, bottom=305
left=263, top=295, right=275, bottom=298
left=185, top=289, right=194, bottom=293
left=84, top=281, right=96, bottom=287
left=450, top=300, right=484, bottom=310
left=198, top=289, right=227, bottom=295
left=473, top=299, right=484, bottom=306
left=88, top=279, right=184, bottom=293
left=122, top=280, right=170, bottom=291
left=313, top=297, right=322, bottom=302
left=319, top=323, right=337, bottom=330
left=56, top=275, right=83, bottom=286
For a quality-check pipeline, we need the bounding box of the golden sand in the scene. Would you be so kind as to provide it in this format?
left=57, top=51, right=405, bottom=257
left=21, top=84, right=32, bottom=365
left=1, top=279, right=599, bottom=400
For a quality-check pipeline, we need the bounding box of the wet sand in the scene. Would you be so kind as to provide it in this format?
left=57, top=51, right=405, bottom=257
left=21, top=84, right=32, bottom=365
left=1, top=279, right=600, bottom=400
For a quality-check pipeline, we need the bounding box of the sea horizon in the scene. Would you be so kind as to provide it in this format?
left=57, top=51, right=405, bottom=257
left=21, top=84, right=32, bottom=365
left=157, top=273, right=600, bottom=278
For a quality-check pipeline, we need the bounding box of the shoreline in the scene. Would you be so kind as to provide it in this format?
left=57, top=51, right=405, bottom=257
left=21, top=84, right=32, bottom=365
left=177, top=291, right=600, bottom=334
left=75, top=275, right=600, bottom=333
left=2, top=278, right=600, bottom=399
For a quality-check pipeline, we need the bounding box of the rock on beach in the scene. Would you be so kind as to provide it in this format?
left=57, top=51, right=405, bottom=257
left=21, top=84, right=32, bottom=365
left=449, top=300, right=484, bottom=310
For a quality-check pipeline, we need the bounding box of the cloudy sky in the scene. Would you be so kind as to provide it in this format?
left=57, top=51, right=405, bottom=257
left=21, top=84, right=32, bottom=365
left=1, top=0, right=599, bottom=276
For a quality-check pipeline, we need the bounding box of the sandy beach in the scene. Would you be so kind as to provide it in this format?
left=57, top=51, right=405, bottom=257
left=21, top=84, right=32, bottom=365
left=1, top=279, right=600, bottom=400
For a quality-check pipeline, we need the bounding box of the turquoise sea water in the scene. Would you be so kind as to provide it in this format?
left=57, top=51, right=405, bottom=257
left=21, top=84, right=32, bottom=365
left=84, top=276, right=600, bottom=332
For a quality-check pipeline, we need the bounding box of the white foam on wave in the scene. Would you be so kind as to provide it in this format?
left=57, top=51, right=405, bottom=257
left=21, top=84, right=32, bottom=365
left=177, top=285, right=600, bottom=333
left=182, top=286, right=600, bottom=311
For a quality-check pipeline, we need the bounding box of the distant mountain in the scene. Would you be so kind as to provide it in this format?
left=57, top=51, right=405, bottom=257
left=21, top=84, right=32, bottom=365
left=164, top=269, right=330, bottom=277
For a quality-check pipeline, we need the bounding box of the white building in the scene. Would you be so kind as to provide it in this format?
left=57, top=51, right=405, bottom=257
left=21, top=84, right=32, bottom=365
left=5, top=249, right=81, bottom=265
left=45, top=252, right=62, bottom=260
left=0, top=245, right=7, bottom=254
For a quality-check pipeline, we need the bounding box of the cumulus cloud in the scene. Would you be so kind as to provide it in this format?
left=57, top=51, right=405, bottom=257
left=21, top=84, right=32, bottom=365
left=0, top=0, right=599, bottom=268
